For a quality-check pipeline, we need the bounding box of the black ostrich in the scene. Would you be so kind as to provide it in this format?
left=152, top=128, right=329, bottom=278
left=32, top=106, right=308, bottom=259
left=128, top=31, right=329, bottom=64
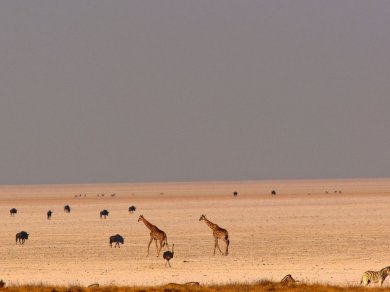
left=16, top=231, right=29, bottom=244
left=64, top=205, right=71, bottom=213
left=109, top=234, right=124, bottom=248
left=233, top=192, right=238, bottom=197
left=47, top=210, right=53, bottom=220
left=10, top=208, right=17, bottom=216
left=128, top=206, right=136, bottom=213
left=163, top=244, right=174, bottom=267
left=271, top=190, right=277, bottom=196
left=100, top=209, right=109, bottom=219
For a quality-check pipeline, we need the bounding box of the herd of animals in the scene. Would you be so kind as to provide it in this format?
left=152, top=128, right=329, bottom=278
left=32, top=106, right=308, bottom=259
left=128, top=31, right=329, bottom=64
left=6, top=190, right=390, bottom=287
left=9, top=204, right=229, bottom=269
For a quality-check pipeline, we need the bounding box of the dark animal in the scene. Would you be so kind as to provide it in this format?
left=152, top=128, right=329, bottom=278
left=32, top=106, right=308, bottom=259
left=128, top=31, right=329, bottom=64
left=0, top=280, right=5, bottom=287
left=16, top=231, right=29, bottom=244
left=64, top=205, right=71, bottom=213
left=10, top=208, right=17, bottom=216
left=233, top=192, right=238, bottom=197
left=128, top=206, right=136, bottom=213
left=100, top=209, right=109, bottom=219
left=271, top=190, right=276, bottom=195
left=163, top=244, right=174, bottom=267
left=47, top=210, right=53, bottom=220
left=109, top=234, right=124, bottom=248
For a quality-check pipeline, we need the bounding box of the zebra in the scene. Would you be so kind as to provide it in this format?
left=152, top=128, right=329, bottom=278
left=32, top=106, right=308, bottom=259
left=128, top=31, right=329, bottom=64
left=281, top=274, right=298, bottom=284
left=361, top=266, right=390, bottom=287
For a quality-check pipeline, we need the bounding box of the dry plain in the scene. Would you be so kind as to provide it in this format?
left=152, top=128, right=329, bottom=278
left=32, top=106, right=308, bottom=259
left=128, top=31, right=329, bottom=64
left=0, top=179, right=390, bottom=287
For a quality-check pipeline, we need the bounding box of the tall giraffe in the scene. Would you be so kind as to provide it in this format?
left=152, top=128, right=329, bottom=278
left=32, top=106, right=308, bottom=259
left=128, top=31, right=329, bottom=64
left=138, top=215, right=168, bottom=257
left=199, top=214, right=230, bottom=256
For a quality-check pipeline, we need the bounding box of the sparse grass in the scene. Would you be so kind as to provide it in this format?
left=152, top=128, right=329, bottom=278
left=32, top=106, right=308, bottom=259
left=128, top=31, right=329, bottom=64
left=0, top=281, right=388, bottom=292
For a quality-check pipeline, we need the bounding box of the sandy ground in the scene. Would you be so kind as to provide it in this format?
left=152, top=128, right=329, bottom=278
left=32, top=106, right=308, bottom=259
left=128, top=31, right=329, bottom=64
left=0, top=179, right=390, bottom=287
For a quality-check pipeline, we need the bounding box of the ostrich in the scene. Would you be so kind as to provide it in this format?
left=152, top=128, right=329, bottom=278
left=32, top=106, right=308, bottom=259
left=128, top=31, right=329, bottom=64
left=109, top=234, right=124, bottom=248
left=64, top=205, right=71, bottom=213
left=163, top=244, right=174, bottom=267
left=271, top=190, right=276, bottom=196
left=10, top=208, right=17, bottom=216
left=100, top=209, right=109, bottom=219
left=233, top=192, right=238, bottom=197
left=128, top=206, right=136, bottom=213
left=16, top=231, right=29, bottom=244
left=47, top=210, right=53, bottom=220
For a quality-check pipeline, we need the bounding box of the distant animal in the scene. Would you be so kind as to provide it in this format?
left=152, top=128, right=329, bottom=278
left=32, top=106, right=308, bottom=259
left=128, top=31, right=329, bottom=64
left=10, top=208, right=17, bottom=216
left=199, top=214, right=229, bottom=256
left=281, top=274, right=298, bottom=284
left=47, top=210, right=53, bottom=220
left=0, top=280, right=5, bottom=287
left=271, top=190, right=276, bottom=195
left=88, top=283, right=99, bottom=288
left=138, top=215, right=168, bottom=257
left=163, top=244, right=175, bottom=267
left=361, top=266, right=390, bottom=287
left=100, top=209, right=109, bottom=219
left=64, top=205, right=71, bottom=213
left=128, top=206, right=136, bottom=213
left=109, top=234, right=124, bottom=248
left=233, top=192, right=238, bottom=197
left=16, top=231, right=29, bottom=244
left=111, top=193, right=116, bottom=197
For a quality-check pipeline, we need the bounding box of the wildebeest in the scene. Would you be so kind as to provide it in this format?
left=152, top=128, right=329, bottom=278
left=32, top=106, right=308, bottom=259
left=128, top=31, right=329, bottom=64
left=109, top=234, right=124, bottom=248
left=100, top=209, right=109, bottom=219
left=10, top=208, right=17, bottom=216
left=64, top=205, right=71, bottom=213
left=16, top=231, right=29, bottom=244
left=128, top=206, right=136, bottom=213
left=47, top=210, right=53, bottom=220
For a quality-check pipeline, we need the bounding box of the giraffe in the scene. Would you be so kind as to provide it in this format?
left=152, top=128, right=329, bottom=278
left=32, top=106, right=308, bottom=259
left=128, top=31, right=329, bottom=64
left=138, top=215, right=168, bottom=257
left=199, top=214, right=230, bottom=256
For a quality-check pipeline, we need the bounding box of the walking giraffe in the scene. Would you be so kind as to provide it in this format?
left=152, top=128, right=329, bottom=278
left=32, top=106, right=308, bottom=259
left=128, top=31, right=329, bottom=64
left=199, top=214, right=230, bottom=256
left=138, top=215, right=168, bottom=257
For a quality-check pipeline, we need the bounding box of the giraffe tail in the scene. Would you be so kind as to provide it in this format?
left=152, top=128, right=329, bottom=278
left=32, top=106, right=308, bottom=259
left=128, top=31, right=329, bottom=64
left=162, top=235, right=168, bottom=247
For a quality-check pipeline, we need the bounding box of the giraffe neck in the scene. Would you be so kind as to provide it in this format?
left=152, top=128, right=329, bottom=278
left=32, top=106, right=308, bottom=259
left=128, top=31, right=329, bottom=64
left=141, top=217, right=155, bottom=231
left=203, top=217, right=217, bottom=231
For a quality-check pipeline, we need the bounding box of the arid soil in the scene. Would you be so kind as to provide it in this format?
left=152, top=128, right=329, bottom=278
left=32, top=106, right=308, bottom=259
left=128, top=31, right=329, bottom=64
left=0, top=179, right=389, bottom=287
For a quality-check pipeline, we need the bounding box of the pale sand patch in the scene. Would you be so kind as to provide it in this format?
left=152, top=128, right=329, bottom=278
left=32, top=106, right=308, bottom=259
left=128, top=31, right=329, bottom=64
left=0, top=179, right=389, bottom=287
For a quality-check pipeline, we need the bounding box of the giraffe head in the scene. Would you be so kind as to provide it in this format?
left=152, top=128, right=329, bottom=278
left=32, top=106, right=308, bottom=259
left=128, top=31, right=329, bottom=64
left=199, top=214, right=206, bottom=221
left=138, top=215, right=144, bottom=222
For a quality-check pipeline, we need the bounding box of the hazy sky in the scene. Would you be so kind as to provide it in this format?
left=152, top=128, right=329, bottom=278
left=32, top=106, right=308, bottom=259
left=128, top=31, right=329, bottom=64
left=0, top=1, right=389, bottom=184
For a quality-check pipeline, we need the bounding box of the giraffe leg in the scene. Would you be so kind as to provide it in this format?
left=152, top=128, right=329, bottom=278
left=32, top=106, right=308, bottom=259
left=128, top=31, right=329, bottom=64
left=216, top=239, right=224, bottom=255
left=157, top=240, right=163, bottom=257
left=224, top=239, right=229, bottom=256
left=214, top=238, right=218, bottom=255
left=154, top=239, right=159, bottom=257
left=147, top=237, right=153, bottom=256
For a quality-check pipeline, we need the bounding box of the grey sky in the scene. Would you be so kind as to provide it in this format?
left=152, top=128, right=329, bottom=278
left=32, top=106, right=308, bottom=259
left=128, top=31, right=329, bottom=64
left=0, top=1, right=389, bottom=184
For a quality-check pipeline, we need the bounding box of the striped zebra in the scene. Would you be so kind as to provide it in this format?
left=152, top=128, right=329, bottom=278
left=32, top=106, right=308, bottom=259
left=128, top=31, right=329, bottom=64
left=361, top=266, right=390, bottom=287
left=281, top=274, right=298, bottom=284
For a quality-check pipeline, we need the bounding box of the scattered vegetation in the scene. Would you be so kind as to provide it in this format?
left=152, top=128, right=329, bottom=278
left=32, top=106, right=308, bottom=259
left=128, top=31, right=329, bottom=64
left=1, top=281, right=389, bottom=292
